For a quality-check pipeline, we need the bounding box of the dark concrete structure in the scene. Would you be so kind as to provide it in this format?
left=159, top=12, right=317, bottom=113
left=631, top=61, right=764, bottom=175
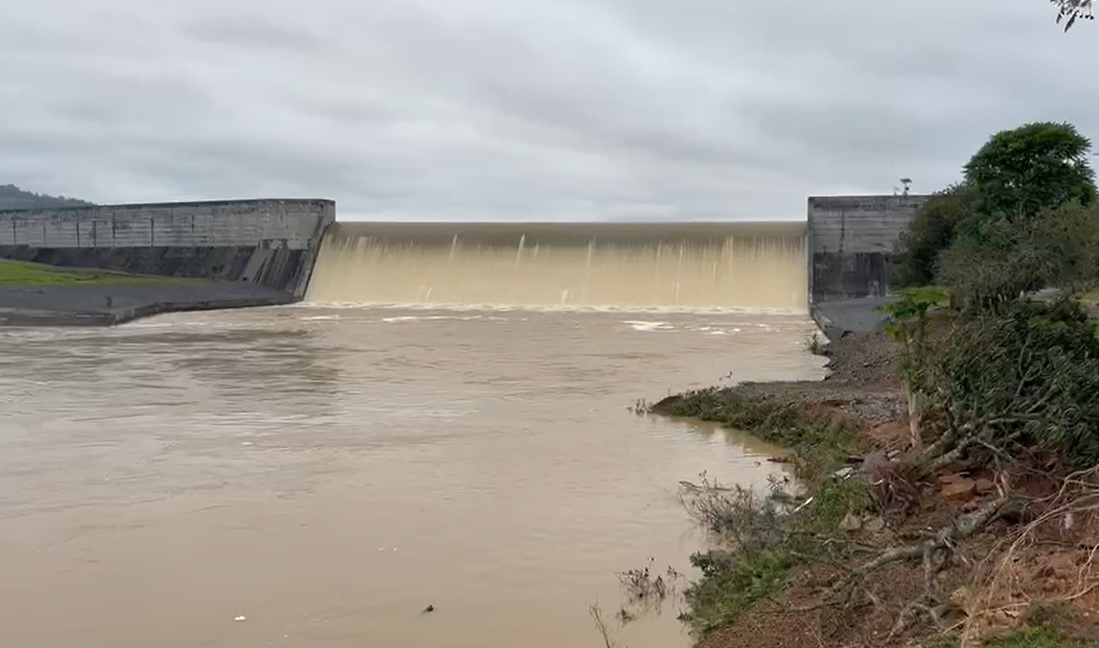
left=807, top=194, right=929, bottom=303
left=0, top=199, right=335, bottom=298
left=0, top=283, right=295, bottom=326
left=0, top=199, right=335, bottom=326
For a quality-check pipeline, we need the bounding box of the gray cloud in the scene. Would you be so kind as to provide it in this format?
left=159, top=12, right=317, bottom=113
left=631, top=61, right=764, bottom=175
left=1, top=0, right=1095, bottom=220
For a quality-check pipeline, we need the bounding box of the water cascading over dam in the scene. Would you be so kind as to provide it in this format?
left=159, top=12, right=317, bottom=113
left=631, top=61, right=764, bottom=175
left=306, top=222, right=808, bottom=311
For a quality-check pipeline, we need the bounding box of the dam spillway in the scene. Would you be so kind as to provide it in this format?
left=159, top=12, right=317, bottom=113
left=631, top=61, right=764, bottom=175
left=306, top=222, right=808, bottom=312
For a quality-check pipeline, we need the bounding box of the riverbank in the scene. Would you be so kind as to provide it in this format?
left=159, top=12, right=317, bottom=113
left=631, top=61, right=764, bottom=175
left=653, top=301, right=1099, bottom=648
left=0, top=260, right=293, bottom=326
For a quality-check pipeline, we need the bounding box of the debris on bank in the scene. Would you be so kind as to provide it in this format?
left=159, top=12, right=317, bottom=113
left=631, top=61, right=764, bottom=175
left=652, top=303, right=1099, bottom=648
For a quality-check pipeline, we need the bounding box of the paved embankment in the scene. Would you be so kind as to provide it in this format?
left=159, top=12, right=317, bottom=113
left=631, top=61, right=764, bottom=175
left=810, top=297, right=894, bottom=335
left=0, top=282, right=294, bottom=326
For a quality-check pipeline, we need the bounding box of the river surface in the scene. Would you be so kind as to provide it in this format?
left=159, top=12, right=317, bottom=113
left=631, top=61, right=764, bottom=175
left=0, top=305, right=825, bottom=648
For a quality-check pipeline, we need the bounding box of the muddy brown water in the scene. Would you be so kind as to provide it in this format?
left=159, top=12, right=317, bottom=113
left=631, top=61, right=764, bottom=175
left=0, top=222, right=824, bottom=648
left=0, top=306, right=826, bottom=648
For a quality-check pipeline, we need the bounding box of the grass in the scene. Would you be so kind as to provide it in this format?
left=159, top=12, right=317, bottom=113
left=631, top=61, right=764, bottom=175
left=1079, top=290, right=1099, bottom=305
left=0, top=259, right=195, bottom=286
left=685, top=547, right=796, bottom=635
left=983, top=624, right=1096, bottom=648
left=681, top=474, right=875, bottom=637
left=651, top=389, right=865, bottom=466
left=662, top=389, right=875, bottom=637
left=895, top=285, right=952, bottom=308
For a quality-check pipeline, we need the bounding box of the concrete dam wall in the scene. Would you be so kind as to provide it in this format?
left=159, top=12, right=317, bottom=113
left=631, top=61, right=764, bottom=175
left=807, top=194, right=929, bottom=302
left=0, top=194, right=925, bottom=314
left=0, top=199, right=335, bottom=297
left=307, top=221, right=808, bottom=311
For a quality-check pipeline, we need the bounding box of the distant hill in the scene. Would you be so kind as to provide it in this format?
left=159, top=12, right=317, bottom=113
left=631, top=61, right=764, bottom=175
left=0, top=184, right=93, bottom=210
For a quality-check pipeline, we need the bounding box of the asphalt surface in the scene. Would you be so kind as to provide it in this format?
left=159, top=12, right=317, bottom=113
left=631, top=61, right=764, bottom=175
left=811, top=297, right=895, bottom=333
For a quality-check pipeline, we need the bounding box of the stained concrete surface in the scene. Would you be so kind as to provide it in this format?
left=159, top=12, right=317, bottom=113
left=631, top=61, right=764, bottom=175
left=811, top=297, right=895, bottom=334
left=0, top=282, right=294, bottom=326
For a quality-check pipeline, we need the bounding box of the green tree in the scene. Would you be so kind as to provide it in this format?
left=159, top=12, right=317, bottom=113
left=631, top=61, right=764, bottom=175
left=962, top=122, right=1096, bottom=221
left=880, top=295, right=936, bottom=449
left=937, top=201, right=1099, bottom=309
left=893, top=183, right=974, bottom=287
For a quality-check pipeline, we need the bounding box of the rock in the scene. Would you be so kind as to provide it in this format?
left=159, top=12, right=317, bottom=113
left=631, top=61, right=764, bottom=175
left=839, top=512, right=863, bottom=531
left=833, top=466, right=855, bottom=480
left=942, top=479, right=977, bottom=501
left=863, top=516, right=886, bottom=533
left=859, top=450, right=891, bottom=474
left=422, top=605, right=435, bottom=613
left=975, top=478, right=997, bottom=493
left=949, top=587, right=971, bottom=612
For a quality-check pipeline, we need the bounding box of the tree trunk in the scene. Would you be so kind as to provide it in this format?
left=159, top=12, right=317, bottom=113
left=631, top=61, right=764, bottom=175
left=907, top=387, right=923, bottom=450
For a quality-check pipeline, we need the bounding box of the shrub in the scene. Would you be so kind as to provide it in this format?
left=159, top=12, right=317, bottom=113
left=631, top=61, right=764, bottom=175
left=928, top=300, right=1099, bottom=466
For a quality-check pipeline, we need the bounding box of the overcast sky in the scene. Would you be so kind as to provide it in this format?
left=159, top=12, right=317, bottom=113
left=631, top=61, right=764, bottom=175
left=2, top=1, right=1096, bottom=220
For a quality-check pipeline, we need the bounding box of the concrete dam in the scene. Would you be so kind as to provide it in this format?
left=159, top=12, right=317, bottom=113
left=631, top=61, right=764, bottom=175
left=308, top=222, right=808, bottom=311
left=0, top=199, right=335, bottom=298
left=0, top=194, right=926, bottom=314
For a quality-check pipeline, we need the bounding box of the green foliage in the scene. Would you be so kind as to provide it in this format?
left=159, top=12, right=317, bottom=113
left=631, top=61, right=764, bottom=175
left=931, top=300, right=1099, bottom=466
left=807, top=478, right=874, bottom=532
left=1029, top=201, right=1099, bottom=292
left=963, top=122, right=1096, bottom=221
left=937, top=218, right=1049, bottom=308
left=670, top=392, right=876, bottom=637
left=896, top=285, right=951, bottom=309
left=937, top=202, right=1099, bottom=310
left=685, top=548, right=794, bottom=636
left=894, top=122, right=1098, bottom=294
left=894, top=184, right=975, bottom=287
left=880, top=294, right=934, bottom=433
left=651, top=390, right=863, bottom=466
left=983, top=624, right=1095, bottom=647
left=0, top=259, right=193, bottom=286
left=682, top=477, right=873, bottom=637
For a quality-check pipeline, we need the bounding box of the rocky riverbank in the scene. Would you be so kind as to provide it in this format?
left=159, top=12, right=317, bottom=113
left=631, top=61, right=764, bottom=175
left=652, top=302, right=1099, bottom=648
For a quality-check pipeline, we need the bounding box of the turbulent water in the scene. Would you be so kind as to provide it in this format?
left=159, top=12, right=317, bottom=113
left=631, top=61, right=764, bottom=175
left=1, top=223, right=824, bottom=648
left=307, top=222, right=808, bottom=312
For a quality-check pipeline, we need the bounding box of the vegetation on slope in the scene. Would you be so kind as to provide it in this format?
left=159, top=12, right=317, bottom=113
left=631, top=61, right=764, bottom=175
left=0, top=259, right=193, bottom=286
left=649, top=120, right=1099, bottom=648
left=0, top=184, right=92, bottom=210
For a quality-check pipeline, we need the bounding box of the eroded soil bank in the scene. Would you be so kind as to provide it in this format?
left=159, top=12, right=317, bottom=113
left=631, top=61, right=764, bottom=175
left=653, top=316, right=1099, bottom=648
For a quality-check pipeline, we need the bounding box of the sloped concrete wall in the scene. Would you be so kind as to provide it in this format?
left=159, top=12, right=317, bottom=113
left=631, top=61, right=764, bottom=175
left=0, top=199, right=335, bottom=297
left=807, top=194, right=929, bottom=302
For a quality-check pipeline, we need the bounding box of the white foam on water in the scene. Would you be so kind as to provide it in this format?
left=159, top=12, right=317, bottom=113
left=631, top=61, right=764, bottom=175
left=621, top=320, right=675, bottom=332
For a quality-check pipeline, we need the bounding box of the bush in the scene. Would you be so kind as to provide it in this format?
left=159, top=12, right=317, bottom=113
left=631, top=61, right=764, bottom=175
left=929, top=300, right=1099, bottom=466
left=681, top=476, right=873, bottom=637
left=937, top=202, right=1099, bottom=309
